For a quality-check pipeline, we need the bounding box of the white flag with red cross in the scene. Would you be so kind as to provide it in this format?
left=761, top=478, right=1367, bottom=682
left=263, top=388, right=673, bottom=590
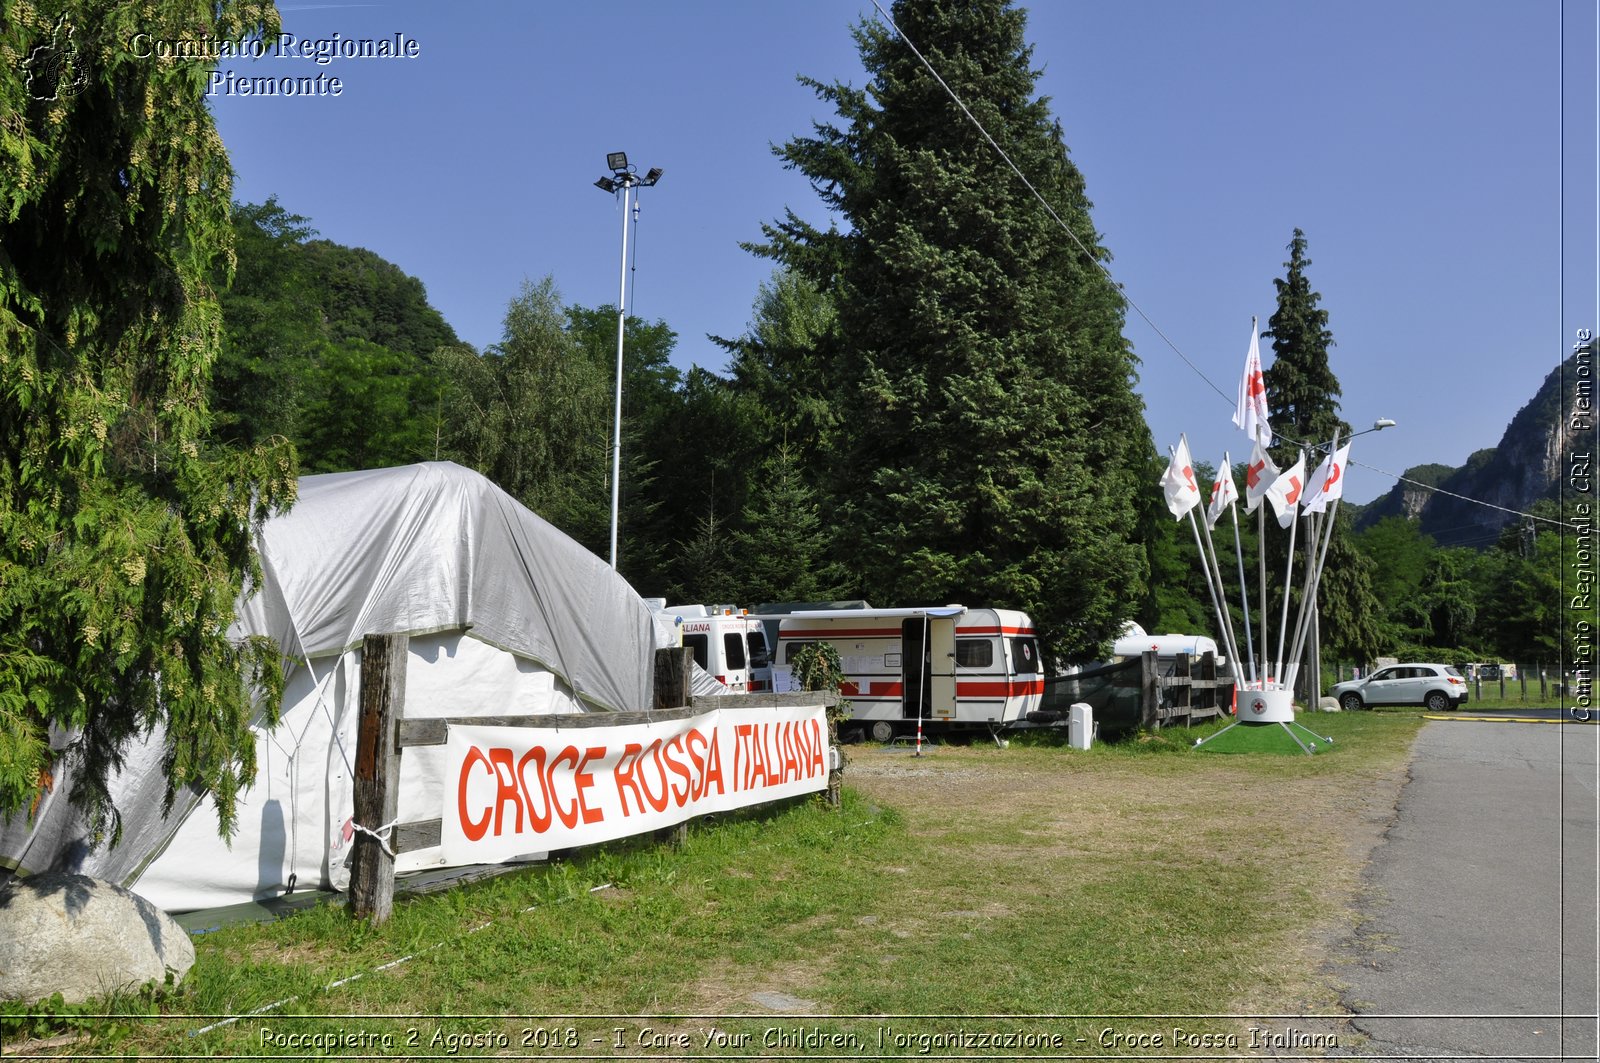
left=1159, top=435, right=1202, bottom=520
left=1264, top=450, right=1307, bottom=529
left=1232, top=321, right=1272, bottom=448
left=1206, top=455, right=1238, bottom=530
left=1243, top=439, right=1280, bottom=514
left=1303, top=442, right=1352, bottom=514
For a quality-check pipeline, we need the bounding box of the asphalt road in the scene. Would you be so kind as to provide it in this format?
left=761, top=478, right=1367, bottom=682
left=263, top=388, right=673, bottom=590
left=1335, top=717, right=1599, bottom=1062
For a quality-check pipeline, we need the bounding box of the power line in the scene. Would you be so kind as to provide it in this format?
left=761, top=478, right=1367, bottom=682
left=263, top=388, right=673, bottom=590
left=866, top=0, right=1231, bottom=408
left=867, top=0, right=1573, bottom=536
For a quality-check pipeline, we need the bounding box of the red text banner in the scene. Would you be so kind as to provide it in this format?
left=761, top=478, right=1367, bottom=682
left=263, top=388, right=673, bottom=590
left=442, top=704, right=830, bottom=865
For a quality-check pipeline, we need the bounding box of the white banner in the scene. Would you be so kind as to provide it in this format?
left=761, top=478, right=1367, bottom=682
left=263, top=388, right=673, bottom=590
left=442, top=704, right=830, bottom=865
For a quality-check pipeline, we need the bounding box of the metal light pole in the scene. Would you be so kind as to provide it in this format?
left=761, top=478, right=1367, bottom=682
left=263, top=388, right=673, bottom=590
left=1306, top=417, right=1395, bottom=703
left=593, top=153, right=662, bottom=570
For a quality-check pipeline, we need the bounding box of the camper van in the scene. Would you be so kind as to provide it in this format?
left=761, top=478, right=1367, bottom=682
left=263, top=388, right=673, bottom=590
left=1112, top=631, right=1221, bottom=665
left=652, top=603, right=774, bottom=693
left=774, top=605, right=1043, bottom=741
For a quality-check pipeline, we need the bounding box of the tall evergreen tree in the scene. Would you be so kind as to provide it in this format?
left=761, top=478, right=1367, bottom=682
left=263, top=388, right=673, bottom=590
left=1262, top=229, right=1345, bottom=455
left=1258, top=229, right=1379, bottom=668
left=0, top=2, right=297, bottom=840
left=732, top=442, right=851, bottom=604
left=756, top=0, right=1150, bottom=659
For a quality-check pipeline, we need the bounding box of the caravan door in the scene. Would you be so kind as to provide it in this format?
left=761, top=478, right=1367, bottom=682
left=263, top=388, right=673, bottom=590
left=899, top=617, right=957, bottom=720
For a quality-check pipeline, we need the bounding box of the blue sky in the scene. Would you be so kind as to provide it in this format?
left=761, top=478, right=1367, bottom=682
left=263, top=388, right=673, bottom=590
left=210, top=1, right=1597, bottom=506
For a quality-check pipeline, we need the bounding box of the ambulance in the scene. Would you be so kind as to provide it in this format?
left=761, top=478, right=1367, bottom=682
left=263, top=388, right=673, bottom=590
left=651, top=603, right=774, bottom=693
left=773, top=605, right=1044, bottom=741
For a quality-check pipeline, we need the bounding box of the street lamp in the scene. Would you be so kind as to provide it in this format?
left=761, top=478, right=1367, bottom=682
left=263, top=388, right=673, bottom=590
left=1302, top=415, right=1396, bottom=708
left=593, top=152, right=663, bottom=570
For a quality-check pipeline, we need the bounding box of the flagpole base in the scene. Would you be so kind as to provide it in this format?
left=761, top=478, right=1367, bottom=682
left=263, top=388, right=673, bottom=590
left=1236, top=686, right=1295, bottom=723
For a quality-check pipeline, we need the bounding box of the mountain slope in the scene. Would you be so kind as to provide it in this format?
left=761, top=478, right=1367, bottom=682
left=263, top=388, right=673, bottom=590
left=1355, top=352, right=1584, bottom=547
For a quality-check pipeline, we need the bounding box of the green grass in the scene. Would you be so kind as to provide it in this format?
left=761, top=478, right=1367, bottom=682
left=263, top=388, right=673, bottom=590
left=8, top=712, right=1424, bottom=1057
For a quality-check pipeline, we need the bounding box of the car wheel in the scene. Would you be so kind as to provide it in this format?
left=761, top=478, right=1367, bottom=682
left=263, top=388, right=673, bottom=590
left=1425, top=691, right=1451, bottom=712
left=1340, top=692, right=1364, bottom=712
left=869, top=720, right=896, bottom=744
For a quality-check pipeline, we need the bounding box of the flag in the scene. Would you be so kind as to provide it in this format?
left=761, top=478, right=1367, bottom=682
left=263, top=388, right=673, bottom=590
left=1231, top=321, right=1272, bottom=448
left=1303, top=442, right=1351, bottom=514
left=1243, top=439, right=1280, bottom=514
left=1159, top=435, right=1202, bottom=520
left=1206, top=455, right=1238, bottom=530
left=1263, top=450, right=1307, bottom=529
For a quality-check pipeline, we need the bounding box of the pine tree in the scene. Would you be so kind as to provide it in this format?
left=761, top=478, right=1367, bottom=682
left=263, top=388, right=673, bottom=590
left=732, top=443, right=850, bottom=604
left=0, top=3, right=297, bottom=840
left=1262, top=229, right=1346, bottom=455
left=755, top=0, right=1150, bottom=658
left=1258, top=229, right=1379, bottom=668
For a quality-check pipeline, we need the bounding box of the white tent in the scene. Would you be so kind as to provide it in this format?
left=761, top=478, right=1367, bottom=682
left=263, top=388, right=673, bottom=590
left=1, top=462, right=673, bottom=910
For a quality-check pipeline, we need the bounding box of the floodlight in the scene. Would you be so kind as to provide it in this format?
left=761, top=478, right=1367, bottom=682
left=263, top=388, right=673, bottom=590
left=594, top=176, right=617, bottom=193
left=606, top=151, right=629, bottom=172
left=643, top=167, right=664, bottom=186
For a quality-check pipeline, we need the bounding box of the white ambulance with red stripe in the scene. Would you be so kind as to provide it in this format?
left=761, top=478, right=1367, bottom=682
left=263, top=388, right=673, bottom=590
left=773, top=605, right=1043, bottom=741
left=653, top=603, right=774, bottom=693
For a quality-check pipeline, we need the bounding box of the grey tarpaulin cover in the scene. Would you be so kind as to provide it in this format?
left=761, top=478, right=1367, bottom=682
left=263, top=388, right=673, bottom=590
left=0, top=462, right=671, bottom=910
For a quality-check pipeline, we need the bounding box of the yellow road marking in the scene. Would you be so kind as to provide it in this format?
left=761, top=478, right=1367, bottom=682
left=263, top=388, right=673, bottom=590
left=1423, top=714, right=1594, bottom=724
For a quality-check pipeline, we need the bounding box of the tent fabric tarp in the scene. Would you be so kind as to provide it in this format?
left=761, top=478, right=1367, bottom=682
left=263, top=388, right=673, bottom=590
left=0, top=462, right=673, bottom=910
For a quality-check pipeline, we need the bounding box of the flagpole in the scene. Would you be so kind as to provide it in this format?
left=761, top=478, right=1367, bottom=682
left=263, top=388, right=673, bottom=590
left=1225, top=453, right=1258, bottom=686
left=1197, top=500, right=1244, bottom=689
left=1284, top=508, right=1322, bottom=692
left=1273, top=455, right=1302, bottom=684
left=1284, top=430, right=1342, bottom=690
left=1257, top=503, right=1269, bottom=687
left=1289, top=495, right=1343, bottom=690
left=1170, top=444, right=1233, bottom=664
left=1187, top=508, right=1236, bottom=678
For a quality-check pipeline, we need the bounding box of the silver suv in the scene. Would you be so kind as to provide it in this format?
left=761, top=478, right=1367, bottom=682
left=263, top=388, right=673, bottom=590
left=1332, top=663, right=1468, bottom=712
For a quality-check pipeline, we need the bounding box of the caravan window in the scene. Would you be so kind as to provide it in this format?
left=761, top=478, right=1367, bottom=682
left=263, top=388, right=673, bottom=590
left=783, top=641, right=816, bottom=664
left=955, top=639, right=993, bottom=668
left=1009, top=637, right=1040, bottom=675
left=683, top=633, right=709, bottom=671
left=723, top=633, right=747, bottom=670
left=746, top=631, right=770, bottom=669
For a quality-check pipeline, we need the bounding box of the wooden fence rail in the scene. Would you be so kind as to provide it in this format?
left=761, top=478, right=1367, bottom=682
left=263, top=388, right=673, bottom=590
left=1140, top=651, right=1235, bottom=730
left=349, top=636, right=840, bottom=923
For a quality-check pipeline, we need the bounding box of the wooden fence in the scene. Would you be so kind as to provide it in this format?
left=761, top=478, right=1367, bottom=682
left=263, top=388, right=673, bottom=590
left=1140, top=650, right=1235, bottom=730
left=348, top=635, right=840, bottom=923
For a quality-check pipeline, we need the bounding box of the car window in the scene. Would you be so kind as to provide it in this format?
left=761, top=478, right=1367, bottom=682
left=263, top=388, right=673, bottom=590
left=723, top=632, right=746, bottom=670
left=684, top=633, right=709, bottom=671
left=1443, top=666, right=1463, bottom=678
left=746, top=631, right=770, bottom=669
left=1370, top=668, right=1395, bottom=681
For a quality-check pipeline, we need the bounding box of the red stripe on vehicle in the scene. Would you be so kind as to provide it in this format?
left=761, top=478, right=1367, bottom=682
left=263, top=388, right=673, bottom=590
left=780, top=627, right=902, bottom=639
left=957, top=680, right=1045, bottom=697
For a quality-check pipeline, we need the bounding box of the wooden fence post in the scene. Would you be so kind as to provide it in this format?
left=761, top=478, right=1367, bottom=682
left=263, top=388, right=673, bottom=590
left=1140, top=651, right=1160, bottom=730
left=350, top=632, right=407, bottom=923
left=654, top=647, right=693, bottom=710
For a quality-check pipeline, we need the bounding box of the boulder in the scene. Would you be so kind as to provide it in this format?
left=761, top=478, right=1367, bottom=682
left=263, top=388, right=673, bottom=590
left=1318, top=696, right=1341, bottom=712
left=0, top=872, right=195, bottom=1005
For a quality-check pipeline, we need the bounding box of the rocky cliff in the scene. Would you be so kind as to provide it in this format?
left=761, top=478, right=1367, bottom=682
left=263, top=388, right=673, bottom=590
left=1354, top=351, right=1586, bottom=547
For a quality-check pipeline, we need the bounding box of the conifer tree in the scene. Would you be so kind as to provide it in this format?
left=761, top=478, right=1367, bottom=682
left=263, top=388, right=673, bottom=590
left=0, top=3, right=297, bottom=840
left=1262, top=229, right=1346, bottom=455
left=755, top=0, right=1150, bottom=658
left=732, top=443, right=850, bottom=604
left=1258, top=229, right=1379, bottom=666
